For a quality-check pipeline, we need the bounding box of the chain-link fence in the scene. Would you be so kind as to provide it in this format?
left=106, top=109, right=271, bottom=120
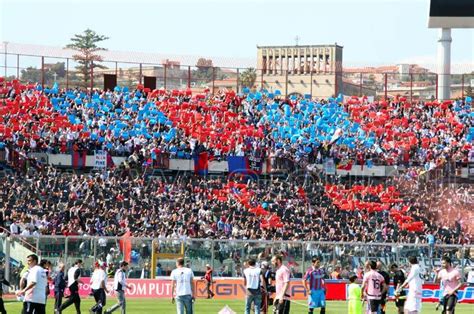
left=2, top=52, right=474, bottom=100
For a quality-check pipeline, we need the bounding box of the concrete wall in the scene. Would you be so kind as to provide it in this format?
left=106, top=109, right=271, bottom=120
left=26, top=153, right=472, bottom=178
left=256, top=44, right=343, bottom=98
left=262, top=74, right=336, bottom=97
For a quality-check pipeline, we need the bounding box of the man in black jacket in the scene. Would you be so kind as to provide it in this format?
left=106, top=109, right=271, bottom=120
left=390, top=263, right=406, bottom=314
left=377, top=261, right=391, bottom=314
left=57, top=259, right=83, bottom=314
left=261, top=261, right=275, bottom=314
left=0, top=260, right=12, bottom=314
left=54, top=263, right=66, bottom=313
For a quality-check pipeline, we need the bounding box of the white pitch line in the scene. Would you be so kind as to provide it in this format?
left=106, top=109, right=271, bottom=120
left=289, top=300, right=308, bottom=307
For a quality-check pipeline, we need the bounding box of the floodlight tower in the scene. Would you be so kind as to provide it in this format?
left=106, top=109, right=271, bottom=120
left=428, top=0, right=474, bottom=100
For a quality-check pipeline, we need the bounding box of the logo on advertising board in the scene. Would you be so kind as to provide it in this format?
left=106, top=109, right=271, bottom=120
left=70, top=278, right=473, bottom=303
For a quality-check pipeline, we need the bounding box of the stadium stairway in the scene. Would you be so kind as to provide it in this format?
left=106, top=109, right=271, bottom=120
left=0, top=227, right=39, bottom=272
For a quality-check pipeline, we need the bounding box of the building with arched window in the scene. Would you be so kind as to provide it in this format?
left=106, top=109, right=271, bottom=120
left=257, top=44, right=343, bottom=98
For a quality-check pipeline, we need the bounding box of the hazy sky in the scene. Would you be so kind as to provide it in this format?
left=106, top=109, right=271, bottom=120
left=1, top=0, right=473, bottom=68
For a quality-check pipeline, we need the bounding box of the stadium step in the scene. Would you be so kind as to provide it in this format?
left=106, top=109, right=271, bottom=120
left=0, top=228, right=39, bottom=270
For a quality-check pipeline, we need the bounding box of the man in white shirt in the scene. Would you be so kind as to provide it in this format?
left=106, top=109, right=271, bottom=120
left=90, top=261, right=109, bottom=314
left=57, top=259, right=83, bottom=314
left=9, top=221, right=19, bottom=234
left=105, top=261, right=130, bottom=314
left=98, top=238, right=107, bottom=256
left=467, top=267, right=474, bottom=287
left=106, top=248, right=115, bottom=273
left=243, top=258, right=265, bottom=314
left=171, top=257, right=195, bottom=314
left=15, top=254, right=47, bottom=314
left=21, top=226, right=32, bottom=237
left=396, top=256, right=423, bottom=314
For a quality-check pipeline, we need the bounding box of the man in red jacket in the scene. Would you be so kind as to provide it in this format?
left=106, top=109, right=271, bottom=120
left=202, top=264, right=215, bottom=299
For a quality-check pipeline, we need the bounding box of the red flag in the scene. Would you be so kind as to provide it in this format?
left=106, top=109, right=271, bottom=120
left=106, top=152, right=115, bottom=168
left=336, top=160, right=353, bottom=171
left=119, top=230, right=132, bottom=263
left=72, top=151, right=87, bottom=169
left=297, top=187, right=306, bottom=198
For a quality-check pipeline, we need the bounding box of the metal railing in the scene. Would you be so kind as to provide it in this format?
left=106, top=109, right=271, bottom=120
left=1, top=235, right=472, bottom=286
left=0, top=227, right=40, bottom=254
left=1, top=52, right=473, bottom=100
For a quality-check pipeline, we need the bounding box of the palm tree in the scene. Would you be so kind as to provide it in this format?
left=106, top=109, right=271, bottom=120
left=239, top=68, right=257, bottom=89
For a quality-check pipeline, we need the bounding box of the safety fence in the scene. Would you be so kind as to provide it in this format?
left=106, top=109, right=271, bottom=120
left=1, top=235, right=472, bottom=287
left=1, top=52, right=474, bottom=100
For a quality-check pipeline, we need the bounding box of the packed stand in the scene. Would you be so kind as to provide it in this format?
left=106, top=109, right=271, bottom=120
left=0, top=165, right=471, bottom=245
left=0, top=79, right=472, bottom=170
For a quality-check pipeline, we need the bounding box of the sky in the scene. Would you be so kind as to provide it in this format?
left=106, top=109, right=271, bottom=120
left=1, top=0, right=473, bottom=69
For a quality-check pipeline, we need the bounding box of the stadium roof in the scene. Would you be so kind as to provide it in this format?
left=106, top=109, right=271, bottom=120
left=0, top=42, right=256, bottom=69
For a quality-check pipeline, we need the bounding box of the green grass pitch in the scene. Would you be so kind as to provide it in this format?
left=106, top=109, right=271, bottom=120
left=4, top=298, right=473, bottom=313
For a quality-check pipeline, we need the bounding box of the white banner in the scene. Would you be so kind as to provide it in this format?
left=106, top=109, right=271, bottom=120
left=469, top=148, right=474, bottom=163
left=94, top=150, right=107, bottom=169
left=324, top=158, right=336, bottom=175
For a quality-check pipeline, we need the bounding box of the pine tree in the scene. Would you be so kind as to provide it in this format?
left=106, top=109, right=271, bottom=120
left=65, top=29, right=109, bottom=87
left=465, top=85, right=473, bottom=98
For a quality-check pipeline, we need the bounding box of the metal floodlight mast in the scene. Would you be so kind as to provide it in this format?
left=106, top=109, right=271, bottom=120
left=428, top=0, right=474, bottom=100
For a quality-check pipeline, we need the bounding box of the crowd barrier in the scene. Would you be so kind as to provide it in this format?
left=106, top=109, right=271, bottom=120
left=1, top=235, right=472, bottom=292
left=43, top=277, right=473, bottom=303
left=4, top=151, right=470, bottom=178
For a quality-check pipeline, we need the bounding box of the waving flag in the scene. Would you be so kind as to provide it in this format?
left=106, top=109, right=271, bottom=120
left=72, top=151, right=87, bottom=169
left=227, top=156, right=258, bottom=179
left=119, top=230, right=132, bottom=263
left=194, top=151, right=209, bottom=175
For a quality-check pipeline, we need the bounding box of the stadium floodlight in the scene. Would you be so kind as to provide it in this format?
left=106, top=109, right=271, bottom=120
left=3, top=41, right=8, bottom=79
left=428, top=0, right=474, bottom=100
left=428, top=0, right=474, bottom=29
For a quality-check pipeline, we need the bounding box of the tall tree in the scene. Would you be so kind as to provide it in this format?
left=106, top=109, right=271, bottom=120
left=465, top=85, right=473, bottom=98
left=239, top=68, right=257, bottom=88
left=21, top=62, right=66, bottom=84
left=65, top=29, right=109, bottom=87
left=49, top=62, right=66, bottom=78
left=21, top=67, right=42, bottom=83
left=193, top=58, right=215, bottom=83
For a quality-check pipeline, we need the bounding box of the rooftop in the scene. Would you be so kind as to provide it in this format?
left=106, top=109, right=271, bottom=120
left=257, top=44, right=343, bottom=49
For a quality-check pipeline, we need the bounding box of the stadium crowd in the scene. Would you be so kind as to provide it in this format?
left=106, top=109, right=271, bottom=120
left=0, top=81, right=472, bottom=247
left=0, top=79, right=472, bottom=169
left=0, top=164, right=471, bottom=245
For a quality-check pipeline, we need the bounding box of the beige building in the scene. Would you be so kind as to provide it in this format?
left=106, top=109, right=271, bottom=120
left=257, top=44, right=343, bottom=98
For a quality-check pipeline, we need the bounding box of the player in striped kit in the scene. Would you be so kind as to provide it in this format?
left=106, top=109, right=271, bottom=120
left=303, top=257, right=326, bottom=314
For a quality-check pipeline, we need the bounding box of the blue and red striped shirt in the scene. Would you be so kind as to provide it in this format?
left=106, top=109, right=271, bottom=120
left=304, top=267, right=325, bottom=290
